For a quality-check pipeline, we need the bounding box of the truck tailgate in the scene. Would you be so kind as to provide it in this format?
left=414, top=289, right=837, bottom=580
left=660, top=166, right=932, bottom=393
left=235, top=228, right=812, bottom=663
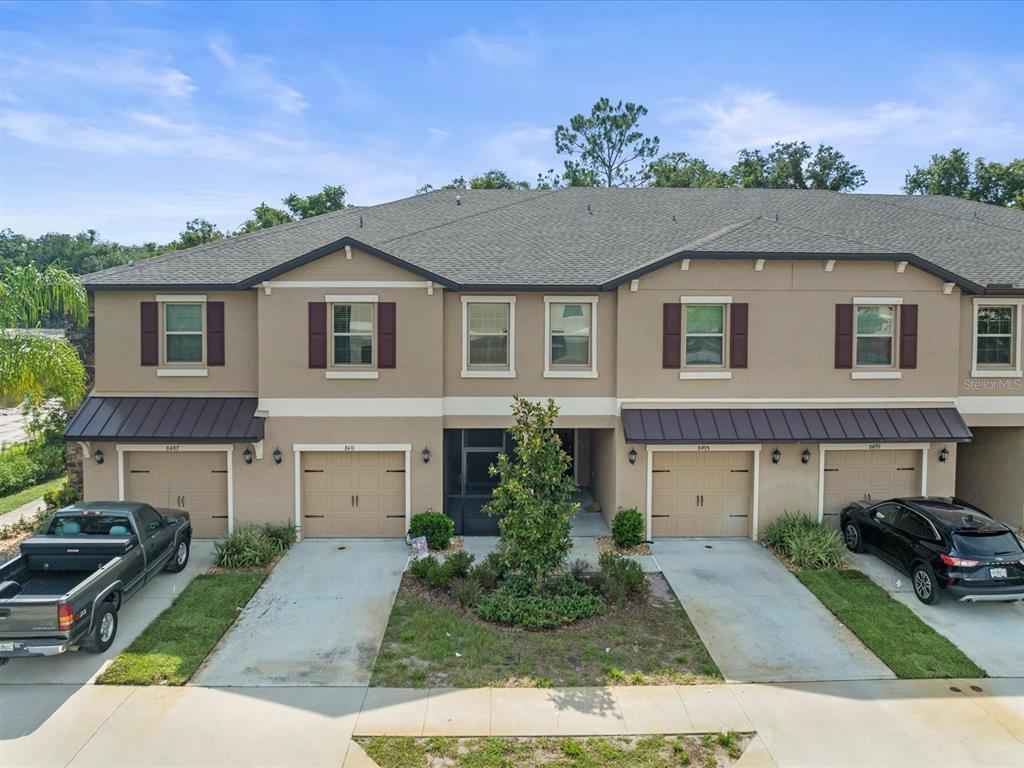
left=0, top=601, right=59, bottom=638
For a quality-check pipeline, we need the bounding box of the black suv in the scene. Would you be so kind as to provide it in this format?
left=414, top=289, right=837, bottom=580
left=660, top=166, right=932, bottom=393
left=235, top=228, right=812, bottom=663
left=840, top=497, right=1024, bottom=605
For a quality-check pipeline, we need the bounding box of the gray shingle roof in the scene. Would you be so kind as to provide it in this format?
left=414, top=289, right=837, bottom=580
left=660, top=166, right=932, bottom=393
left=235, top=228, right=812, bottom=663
left=82, top=189, right=1024, bottom=292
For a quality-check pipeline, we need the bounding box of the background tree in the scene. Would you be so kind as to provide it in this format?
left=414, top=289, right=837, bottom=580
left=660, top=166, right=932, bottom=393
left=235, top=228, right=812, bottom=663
left=174, top=218, right=224, bottom=250
left=486, top=397, right=577, bottom=589
left=554, top=98, right=660, bottom=187
left=418, top=170, right=532, bottom=193
left=0, top=264, right=88, bottom=407
left=236, top=203, right=294, bottom=234
left=731, top=141, right=866, bottom=191
left=649, top=152, right=733, bottom=188
left=283, top=184, right=348, bottom=219
left=904, top=148, right=1023, bottom=208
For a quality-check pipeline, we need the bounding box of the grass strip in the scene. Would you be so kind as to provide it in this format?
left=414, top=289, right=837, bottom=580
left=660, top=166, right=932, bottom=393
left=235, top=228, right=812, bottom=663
left=797, top=569, right=985, bottom=679
left=96, top=570, right=267, bottom=685
left=0, top=475, right=65, bottom=518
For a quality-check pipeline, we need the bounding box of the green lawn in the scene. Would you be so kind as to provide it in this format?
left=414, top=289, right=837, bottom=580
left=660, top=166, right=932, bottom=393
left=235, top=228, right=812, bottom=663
left=370, top=575, right=721, bottom=688
left=96, top=570, right=267, bottom=685
left=797, top=569, right=985, bottom=679
left=359, top=733, right=749, bottom=768
left=0, top=475, right=65, bottom=518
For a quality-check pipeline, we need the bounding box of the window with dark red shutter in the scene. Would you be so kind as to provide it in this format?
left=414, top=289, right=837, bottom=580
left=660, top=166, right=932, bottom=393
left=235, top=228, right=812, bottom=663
left=835, top=304, right=853, bottom=369
left=378, top=302, right=396, bottom=369
left=308, top=302, right=327, bottom=368
left=140, top=302, right=158, bottom=366
left=729, top=303, right=748, bottom=368
left=663, top=303, right=681, bottom=369
left=207, top=301, right=225, bottom=366
left=900, top=304, right=918, bottom=369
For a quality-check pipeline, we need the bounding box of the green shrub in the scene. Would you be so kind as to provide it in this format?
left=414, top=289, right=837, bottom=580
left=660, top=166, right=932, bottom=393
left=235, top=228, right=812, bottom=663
left=592, top=552, right=646, bottom=605
left=611, top=507, right=645, bottom=548
left=450, top=577, right=481, bottom=608
left=408, top=553, right=476, bottom=592
left=444, top=550, right=474, bottom=579
left=214, top=524, right=293, bottom=569
left=408, top=510, right=455, bottom=551
left=543, top=572, right=592, bottom=598
left=476, top=585, right=604, bottom=629
left=262, top=522, right=297, bottom=550
left=43, top=480, right=78, bottom=510
left=0, top=437, right=66, bottom=498
left=408, top=555, right=440, bottom=580
left=764, top=512, right=847, bottom=570
left=468, top=552, right=506, bottom=590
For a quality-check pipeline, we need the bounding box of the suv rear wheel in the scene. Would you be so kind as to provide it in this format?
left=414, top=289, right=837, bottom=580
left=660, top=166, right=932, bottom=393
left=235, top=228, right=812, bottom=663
left=912, top=563, right=941, bottom=605
left=843, top=520, right=864, bottom=553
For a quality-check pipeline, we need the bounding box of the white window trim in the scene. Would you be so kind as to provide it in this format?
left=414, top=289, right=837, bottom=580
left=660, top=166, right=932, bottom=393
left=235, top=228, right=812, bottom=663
left=162, top=301, right=206, bottom=367
left=292, top=443, right=411, bottom=541
left=543, top=296, right=598, bottom=379
left=817, top=444, right=928, bottom=522
left=156, top=294, right=206, bottom=303
left=851, top=371, right=902, bottom=380
left=325, top=294, right=379, bottom=303
left=330, top=301, right=376, bottom=370
left=645, top=444, right=760, bottom=542
left=679, top=295, right=733, bottom=304
left=971, top=298, right=1023, bottom=378
left=682, top=301, right=728, bottom=369
left=853, top=303, right=897, bottom=369
left=853, top=297, right=903, bottom=305
left=679, top=371, right=733, bottom=380
left=325, top=371, right=379, bottom=380
left=156, top=368, right=208, bottom=377
left=117, top=444, right=234, bottom=534
left=461, top=296, right=516, bottom=378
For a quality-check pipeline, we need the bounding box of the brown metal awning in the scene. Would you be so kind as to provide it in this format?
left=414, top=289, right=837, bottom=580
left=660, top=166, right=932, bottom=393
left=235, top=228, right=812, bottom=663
left=621, top=407, right=971, bottom=445
left=64, top=397, right=264, bottom=443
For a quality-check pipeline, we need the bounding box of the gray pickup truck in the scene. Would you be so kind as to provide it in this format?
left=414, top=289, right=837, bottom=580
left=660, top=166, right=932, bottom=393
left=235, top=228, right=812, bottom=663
left=0, top=501, right=192, bottom=658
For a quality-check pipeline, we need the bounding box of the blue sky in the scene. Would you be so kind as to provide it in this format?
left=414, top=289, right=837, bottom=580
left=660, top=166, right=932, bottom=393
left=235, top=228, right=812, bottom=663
left=1, top=1, right=1022, bottom=244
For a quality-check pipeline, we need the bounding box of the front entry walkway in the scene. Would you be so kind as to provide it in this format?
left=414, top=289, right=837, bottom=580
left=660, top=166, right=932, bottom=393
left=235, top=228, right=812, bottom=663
left=193, top=539, right=408, bottom=687
left=654, top=539, right=893, bottom=683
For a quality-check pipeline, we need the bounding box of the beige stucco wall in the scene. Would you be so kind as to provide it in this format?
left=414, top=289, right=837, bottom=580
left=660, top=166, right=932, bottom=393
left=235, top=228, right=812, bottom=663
left=589, top=428, right=618, bottom=526
left=616, top=259, right=960, bottom=400
left=956, top=427, right=1024, bottom=529
left=93, top=291, right=258, bottom=395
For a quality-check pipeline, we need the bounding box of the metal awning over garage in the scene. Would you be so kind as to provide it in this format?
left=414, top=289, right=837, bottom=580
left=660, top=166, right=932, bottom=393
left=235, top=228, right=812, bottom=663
left=621, top=407, right=971, bottom=445
left=64, top=397, right=265, bottom=443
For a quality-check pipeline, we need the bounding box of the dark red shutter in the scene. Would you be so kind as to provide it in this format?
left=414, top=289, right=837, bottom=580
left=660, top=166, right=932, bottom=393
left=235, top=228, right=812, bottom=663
left=900, top=304, right=918, bottom=369
left=207, top=301, right=225, bottom=366
left=378, top=302, right=396, bottom=369
left=835, top=304, right=853, bottom=369
left=662, top=303, right=681, bottom=369
left=140, top=302, right=158, bottom=366
left=729, top=303, right=749, bottom=369
left=308, top=302, right=327, bottom=369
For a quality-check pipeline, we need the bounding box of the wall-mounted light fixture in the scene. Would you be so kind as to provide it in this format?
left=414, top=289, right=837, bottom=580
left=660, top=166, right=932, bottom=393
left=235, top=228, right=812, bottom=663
left=94, top=449, right=104, bottom=465
left=628, top=448, right=638, bottom=465
left=243, top=447, right=253, bottom=465
left=273, top=447, right=282, bottom=464
left=801, top=449, right=811, bottom=464
left=939, top=447, right=949, bottom=463
left=771, top=449, right=781, bottom=464
left=422, top=446, right=431, bottom=464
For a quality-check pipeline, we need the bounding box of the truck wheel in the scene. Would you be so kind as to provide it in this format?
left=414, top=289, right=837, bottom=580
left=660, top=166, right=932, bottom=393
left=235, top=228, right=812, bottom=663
left=165, top=538, right=190, bottom=573
left=85, top=604, right=118, bottom=653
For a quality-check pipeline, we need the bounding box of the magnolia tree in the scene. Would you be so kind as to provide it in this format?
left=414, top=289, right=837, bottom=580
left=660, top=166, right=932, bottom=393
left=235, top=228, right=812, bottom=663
left=486, top=397, right=578, bottom=589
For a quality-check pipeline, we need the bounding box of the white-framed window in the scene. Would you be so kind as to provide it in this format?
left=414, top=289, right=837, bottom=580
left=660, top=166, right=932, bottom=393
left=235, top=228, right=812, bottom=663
left=461, top=296, right=515, bottom=378
left=854, top=304, right=896, bottom=367
left=972, top=298, right=1023, bottom=377
left=163, top=303, right=204, bottom=364
left=544, top=296, right=598, bottom=378
left=684, top=304, right=726, bottom=366
left=331, top=302, right=374, bottom=366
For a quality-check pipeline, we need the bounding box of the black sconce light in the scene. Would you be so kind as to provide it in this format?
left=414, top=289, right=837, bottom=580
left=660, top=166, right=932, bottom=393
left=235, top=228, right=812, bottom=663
left=243, top=448, right=253, bottom=465
left=422, top=446, right=431, bottom=464
left=273, top=447, right=282, bottom=464
left=94, top=449, right=104, bottom=465
left=628, top=448, right=638, bottom=465
left=801, top=449, right=811, bottom=464
left=771, top=449, right=781, bottom=464
left=939, top=447, right=949, bottom=463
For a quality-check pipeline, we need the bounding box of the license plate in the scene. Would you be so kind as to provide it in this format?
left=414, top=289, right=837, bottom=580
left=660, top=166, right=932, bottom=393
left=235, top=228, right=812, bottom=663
left=990, top=567, right=1007, bottom=579
left=0, top=642, right=14, bottom=653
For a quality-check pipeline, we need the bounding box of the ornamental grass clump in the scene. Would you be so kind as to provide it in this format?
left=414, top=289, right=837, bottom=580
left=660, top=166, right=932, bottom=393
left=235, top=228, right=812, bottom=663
left=764, top=511, right=847, bottom=570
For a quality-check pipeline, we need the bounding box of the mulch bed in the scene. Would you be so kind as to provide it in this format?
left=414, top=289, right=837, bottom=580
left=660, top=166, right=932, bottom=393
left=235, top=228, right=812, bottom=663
left=596, top=536, right=652, bottom=556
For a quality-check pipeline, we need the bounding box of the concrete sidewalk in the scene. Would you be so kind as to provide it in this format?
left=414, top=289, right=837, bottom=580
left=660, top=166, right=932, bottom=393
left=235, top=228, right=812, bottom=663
left=1, top=678, right=1020, bottom=767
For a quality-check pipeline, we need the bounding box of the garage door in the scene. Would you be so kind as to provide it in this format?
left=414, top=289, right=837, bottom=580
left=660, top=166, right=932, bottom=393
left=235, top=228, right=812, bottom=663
left=301, top=451, right=406, bottom=537
left=125, top=451, right=229, bottom=538
left=822, top=449, right=921, bottom=524
left=651, top=451, right=752, bottom=537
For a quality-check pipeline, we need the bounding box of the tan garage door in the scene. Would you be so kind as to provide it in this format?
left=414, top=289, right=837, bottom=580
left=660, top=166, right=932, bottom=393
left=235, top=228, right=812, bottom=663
left=125, top=451, right=229, bottom=538
left=651, top=450, right=752, bottom=537
left=822, top=449, right=921, bottom=524
left=301, top=451, right=406, bottom=537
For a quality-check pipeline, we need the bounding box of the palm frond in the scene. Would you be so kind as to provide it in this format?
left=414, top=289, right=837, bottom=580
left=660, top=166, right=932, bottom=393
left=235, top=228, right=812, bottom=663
left=0, top=334, right=86, bottom=407
left=0, top=264, right=88, bottom=329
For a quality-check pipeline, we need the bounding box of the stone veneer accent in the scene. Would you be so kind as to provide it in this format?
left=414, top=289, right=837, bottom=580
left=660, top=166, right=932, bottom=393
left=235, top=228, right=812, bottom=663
left=64, top=294, right=95, bottom=493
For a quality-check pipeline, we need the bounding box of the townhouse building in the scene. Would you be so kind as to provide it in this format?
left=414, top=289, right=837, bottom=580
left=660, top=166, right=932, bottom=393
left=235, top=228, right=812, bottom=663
left=65, top=189, right=1024, bottom=540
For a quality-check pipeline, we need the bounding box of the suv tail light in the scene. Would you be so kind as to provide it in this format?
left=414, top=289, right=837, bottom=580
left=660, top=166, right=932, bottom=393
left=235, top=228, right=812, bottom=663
left=941, top=554, right=979, bottom=568
left=57, top=604, right=75, bottom=631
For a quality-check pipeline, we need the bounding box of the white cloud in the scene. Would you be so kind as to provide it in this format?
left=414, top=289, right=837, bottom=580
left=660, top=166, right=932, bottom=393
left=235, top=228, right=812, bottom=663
left=207, top=37, right=308, bottom=114
left=453, top=29, right=539, bottom=68
left=1, top=51, right=196, bottom=98
left=479, top=124, right=553, bottom=178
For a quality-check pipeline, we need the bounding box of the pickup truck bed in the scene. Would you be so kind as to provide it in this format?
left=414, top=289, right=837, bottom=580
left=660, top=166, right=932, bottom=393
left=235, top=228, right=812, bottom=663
left=16, top=573, right=86, bottom=597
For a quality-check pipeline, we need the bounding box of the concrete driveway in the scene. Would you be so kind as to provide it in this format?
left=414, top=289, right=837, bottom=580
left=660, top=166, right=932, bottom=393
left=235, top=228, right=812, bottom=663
left=852, top=552, right=1024, bottom=678
left=193, top=538, right=408, bottom=687
left=653, top=539, right=893, bottom=683
left=0, top=540, right=216, bottom=685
